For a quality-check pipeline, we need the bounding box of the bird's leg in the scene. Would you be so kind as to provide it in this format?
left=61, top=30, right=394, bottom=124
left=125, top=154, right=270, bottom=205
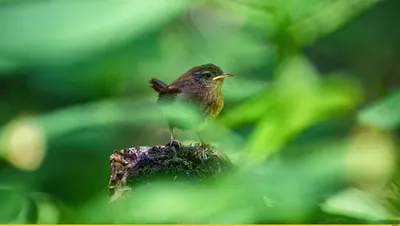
left=166, top=127, right=181, bottom=149
left=170, top=129, right=174, bottom=144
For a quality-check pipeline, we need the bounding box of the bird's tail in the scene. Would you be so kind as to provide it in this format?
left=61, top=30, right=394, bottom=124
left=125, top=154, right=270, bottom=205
left=149, top=78, right=168, bottom=93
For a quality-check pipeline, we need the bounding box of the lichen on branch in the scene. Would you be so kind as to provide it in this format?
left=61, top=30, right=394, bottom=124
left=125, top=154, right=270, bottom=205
left=108, top=143, right=232, bottom=202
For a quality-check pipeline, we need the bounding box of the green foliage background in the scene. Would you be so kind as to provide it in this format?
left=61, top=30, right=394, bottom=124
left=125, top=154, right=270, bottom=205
left=0, top=0, right=399, bottom=223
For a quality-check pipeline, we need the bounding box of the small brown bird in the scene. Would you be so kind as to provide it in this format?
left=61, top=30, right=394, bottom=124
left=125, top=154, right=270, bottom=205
left=149, top=63, right=232, bottom=146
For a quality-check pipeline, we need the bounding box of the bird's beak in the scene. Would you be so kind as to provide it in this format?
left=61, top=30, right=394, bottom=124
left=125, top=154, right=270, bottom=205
left=212, top=72, right=233, bottom=81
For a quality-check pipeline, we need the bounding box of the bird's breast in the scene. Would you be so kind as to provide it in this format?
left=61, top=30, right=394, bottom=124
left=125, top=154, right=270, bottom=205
left=200, top=90, right=224, bottom=120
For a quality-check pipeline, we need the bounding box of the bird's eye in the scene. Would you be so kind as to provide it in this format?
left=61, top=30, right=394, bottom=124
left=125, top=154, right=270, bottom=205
left=202, top=71, right=212, bottom=78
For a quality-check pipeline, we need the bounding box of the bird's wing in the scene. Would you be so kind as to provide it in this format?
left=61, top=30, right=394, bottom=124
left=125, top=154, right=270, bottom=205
left=157, top=87, right=204, bottom=131
left=157, top=86, right=182, bottom=104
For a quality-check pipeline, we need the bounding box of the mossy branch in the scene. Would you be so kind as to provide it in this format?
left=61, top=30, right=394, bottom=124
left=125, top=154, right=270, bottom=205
left=108, top=143, right=232, bottom=202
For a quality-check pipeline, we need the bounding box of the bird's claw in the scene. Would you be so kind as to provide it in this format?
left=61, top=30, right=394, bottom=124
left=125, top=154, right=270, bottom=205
left=166, top=139, right=182, bottom=150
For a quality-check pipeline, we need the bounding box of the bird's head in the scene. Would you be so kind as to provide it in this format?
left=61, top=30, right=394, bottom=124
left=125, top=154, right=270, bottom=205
left=187, top=63, right=233, bottom=88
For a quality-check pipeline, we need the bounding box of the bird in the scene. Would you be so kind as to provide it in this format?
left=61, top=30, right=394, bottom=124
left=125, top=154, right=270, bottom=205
left=149, top=63, right=232, bottom=147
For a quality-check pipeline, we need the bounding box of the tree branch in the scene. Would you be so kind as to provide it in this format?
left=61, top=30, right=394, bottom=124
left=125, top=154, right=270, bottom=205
left=108, top=143, right=232, bottom=202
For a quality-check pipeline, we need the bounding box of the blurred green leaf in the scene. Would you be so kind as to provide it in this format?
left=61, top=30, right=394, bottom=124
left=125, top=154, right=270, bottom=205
left=31, top=193, right=60, bottom=224
left=221, top=56, right=361, bottom=162
left=30, top=99, right=162, bottom=139
left=0, top=56, right=18, bottom=72
left=322, top=188, right=392, bottom=221
left=225, top=0, right=381, bottom=49
left=287, top=0, right=382, bottom=46
left=244, top=56, right=361, bottom=162
left=84, top=181, right=257, bottom=224
left=0, top=0, right=191, bottom=67
left=358, top=89, right=400, bottom=129
left=0, top=189, right=29, bottom=223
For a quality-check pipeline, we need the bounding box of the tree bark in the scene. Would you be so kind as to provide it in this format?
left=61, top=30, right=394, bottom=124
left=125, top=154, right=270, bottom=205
left=108, top=143, right=232, bottom=202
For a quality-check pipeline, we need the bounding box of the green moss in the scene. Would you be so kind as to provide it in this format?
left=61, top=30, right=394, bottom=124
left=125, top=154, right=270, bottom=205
left=124, top=143, right=231, bottom=186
